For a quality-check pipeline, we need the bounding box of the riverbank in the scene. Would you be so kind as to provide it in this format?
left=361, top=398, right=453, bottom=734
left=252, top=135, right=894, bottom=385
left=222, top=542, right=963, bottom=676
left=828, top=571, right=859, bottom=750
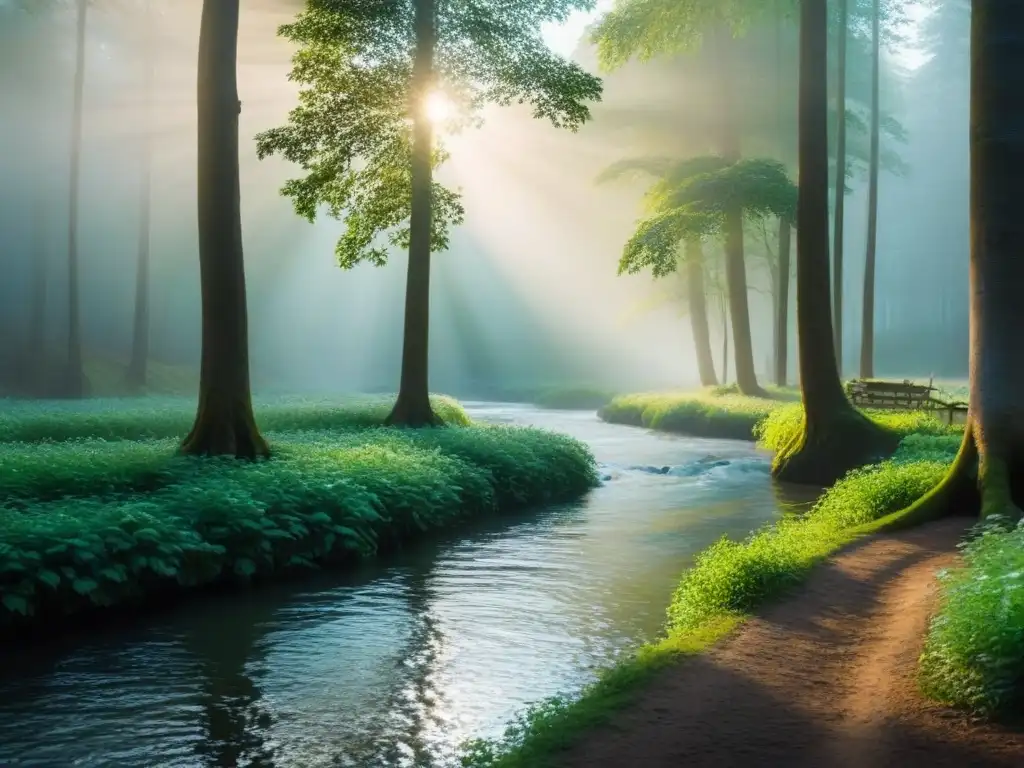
left=460, top=430, right=1024, bottom=766
left=599, top=387, right=962, bottom=445
left=542, top=518, right=1024, bottom=767
left=0, top=396, right=598, bottom=633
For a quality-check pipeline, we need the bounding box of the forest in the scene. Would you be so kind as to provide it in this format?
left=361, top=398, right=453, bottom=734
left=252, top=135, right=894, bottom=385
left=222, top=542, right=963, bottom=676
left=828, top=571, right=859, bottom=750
left=0, top=0, right=1020, bottom=766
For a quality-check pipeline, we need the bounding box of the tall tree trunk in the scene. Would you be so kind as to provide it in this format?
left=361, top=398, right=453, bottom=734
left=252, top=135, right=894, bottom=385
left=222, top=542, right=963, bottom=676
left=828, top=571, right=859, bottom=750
left=859, top=0, right=881, bottom=379
left=772, top=0, right=897, bottom=487
left=714, top=24, right=762, bottom=396
left=64, top=0, right=88, bottom=398
left=30, top=196, right=48, bottom=393
left=832, top=0, right=849, bottom=375
left=774, top=216, right=791, bottom=387
left=180, top=0, right=268, bottom=458
left=386, top=0, right=440, bottom=426
left=685, top=239, right=717, bottom=387
left=720, top=293, right=729, bottom=386
left=126, top=0, right=154, bottom=390
left=886, top=0, right=1024, bottom=528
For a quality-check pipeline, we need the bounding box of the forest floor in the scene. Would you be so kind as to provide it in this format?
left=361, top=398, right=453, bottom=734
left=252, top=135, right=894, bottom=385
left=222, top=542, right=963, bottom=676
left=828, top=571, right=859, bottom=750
left=555, top=518, right=1024, bottom=768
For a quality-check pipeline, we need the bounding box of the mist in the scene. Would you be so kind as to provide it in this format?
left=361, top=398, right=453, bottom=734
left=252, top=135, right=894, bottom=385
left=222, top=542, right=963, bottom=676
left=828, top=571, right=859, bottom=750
left=0, top=0, right=970, bottom=400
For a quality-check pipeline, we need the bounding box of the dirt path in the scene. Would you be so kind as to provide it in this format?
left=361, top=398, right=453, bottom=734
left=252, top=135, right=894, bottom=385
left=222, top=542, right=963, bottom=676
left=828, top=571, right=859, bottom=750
left=559, top=518, right=1024, bottom=768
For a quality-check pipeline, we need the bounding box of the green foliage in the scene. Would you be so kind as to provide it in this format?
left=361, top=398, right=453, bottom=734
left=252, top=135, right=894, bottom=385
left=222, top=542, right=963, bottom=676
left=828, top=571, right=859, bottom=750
left=754, top=402, right=962, bottom=456
left=255, top=0, right=602, bottom=268
left=0, top=417, right=597, bottom=626
left=600, top=154, right=796, bottom=278
left=919, top=520, right=1024, bottom=716
left=0, top=394, right=469, bottom=443
left=532, top=386, right=617, bottom=410
left=459, top=431, right=955, bottom=767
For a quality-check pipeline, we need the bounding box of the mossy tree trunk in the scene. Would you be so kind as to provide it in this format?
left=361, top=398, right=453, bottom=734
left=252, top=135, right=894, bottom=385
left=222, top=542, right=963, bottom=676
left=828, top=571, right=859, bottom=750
left=63, top=0, right=88, bottom=398
left=859, top=0, right=881, bottom=380
left=386, top=0, right=441, bottom=427
left=887, top=0, right=1024, bottom=528
left=685, top=239, right=718, bottom=387
left=772, top=0, right=897, bottom=487
left=180, top=0, right=268, bottom=459
left=774, top=216, right=791, bottom=387
left=832, top=0, right=849, bottom=375
left=126, top=0, right=154, bottom=391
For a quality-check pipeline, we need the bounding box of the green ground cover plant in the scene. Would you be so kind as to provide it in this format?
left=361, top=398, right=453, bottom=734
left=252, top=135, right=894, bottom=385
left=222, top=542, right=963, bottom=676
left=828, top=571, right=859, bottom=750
left=0, top=394, right=470, bottom=443
left=919, top=517, right=1024, bottom=717
left=0, top=398, right=597, bottom=629
left=458, top=432, right=963, bottom=767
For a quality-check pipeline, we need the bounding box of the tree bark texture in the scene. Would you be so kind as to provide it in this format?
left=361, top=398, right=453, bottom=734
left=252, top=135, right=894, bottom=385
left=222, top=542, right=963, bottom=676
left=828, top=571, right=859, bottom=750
left=832, top=0, right=849, bottom=375
left=181, top=0, right=268, bottom=458
left=386, top=0, right=441, bottom=427
left=774, top=216, right=791, bottom=387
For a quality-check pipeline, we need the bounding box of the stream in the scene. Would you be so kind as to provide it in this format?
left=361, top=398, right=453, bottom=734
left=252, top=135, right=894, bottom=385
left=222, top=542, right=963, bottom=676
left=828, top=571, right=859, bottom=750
left=0, top=403, right=816, bottom=767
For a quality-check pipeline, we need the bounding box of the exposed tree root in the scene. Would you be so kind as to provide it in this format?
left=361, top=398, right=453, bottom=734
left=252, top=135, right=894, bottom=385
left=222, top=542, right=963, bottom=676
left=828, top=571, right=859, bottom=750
left=180, top=395, right=270, bottom=459
left=772, top=405, right=900, bottom=487
left=384, top=392, right=444, bottom=428
left=873, top=418, right=1024, bottom=535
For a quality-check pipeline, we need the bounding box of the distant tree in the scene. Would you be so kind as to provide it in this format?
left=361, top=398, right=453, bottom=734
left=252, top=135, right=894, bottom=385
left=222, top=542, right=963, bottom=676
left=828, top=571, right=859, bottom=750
left=603, top=155, right=797, bottom=395
left=858, top=0, right=881, bottom=378
left=256, top=0, right=602, bottom=426
left=593, top=2, right=778, bottom=396
left=771, top=0, right=897, bottom=486
left=888, top=0, right=1024, bottom=525
left=64, top=0, right=89, bottom=397
left=180, top=0, right=269, bottom=458
left=125, top=0, right=155, bottom=390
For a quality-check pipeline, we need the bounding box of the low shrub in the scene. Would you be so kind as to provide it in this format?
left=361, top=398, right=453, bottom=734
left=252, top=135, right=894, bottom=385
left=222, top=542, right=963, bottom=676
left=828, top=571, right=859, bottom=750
left=458, top=435, right=953, bottom=767
left=0, top=425, right=597, bottom=628
left=919, top=520, right=1024, bottom=716
left=0, top=394, right=470, bottom=443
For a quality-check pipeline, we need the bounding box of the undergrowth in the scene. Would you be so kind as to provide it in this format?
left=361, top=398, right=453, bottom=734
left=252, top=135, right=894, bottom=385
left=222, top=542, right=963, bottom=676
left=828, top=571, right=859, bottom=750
left=0, top=394, right=470, bottom=443
left=458, top=433, right=961, bottom=767
left=532, top=386, right=618, bottom=411
left=0, top=421, right=597, bottom=627
left=919, top=518, right=1024, bottom=717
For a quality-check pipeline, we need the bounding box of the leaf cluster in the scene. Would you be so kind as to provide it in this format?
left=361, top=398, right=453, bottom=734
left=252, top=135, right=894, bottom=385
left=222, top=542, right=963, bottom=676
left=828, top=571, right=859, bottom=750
left=256, top=0, right=603, bottom=269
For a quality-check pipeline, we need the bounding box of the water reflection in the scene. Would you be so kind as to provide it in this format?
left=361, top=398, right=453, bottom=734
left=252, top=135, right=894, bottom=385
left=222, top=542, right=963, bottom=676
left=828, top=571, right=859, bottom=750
left=0, top=406, right=807, bottom=767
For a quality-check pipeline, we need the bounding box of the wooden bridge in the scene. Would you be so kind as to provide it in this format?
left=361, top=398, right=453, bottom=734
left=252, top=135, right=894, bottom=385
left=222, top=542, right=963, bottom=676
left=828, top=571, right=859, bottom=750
left=845, top=378, right=968, bottom=425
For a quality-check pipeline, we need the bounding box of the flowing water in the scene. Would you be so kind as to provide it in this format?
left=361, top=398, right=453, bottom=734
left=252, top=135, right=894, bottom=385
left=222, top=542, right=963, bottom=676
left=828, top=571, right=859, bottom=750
left=0, top=404, right=816, bottom=767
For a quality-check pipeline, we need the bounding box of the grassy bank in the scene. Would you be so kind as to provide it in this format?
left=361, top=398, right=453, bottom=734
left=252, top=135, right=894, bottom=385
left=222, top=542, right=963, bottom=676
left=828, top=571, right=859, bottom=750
left=0, top=396, right=598, bottom=630
left=599, top=387, right=962, bottom=447
left=458, top=433, right=962, bottom=767
left=0, top=394, right=471, bottom=443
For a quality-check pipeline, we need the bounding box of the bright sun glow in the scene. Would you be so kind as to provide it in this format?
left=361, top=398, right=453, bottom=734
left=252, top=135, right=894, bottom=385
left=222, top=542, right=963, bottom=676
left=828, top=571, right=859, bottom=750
left=424, top=90, right=454, bottom=125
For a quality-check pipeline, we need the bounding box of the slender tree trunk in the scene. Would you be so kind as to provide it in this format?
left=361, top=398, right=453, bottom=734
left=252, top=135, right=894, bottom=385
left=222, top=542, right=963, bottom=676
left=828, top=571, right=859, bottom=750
left=774, top=216, right=791, bottom=387
left=859, top=0, right=881, bottom=379
left=181, top=0, right=268, bottom=458
left=64, top=0, right=88, bottom=398
left=126, top=0, right=154, bottom=390
left=386, top=0, right=440, bottom=426
left=684, top=239, right=717, bottom=387
left=720, top=293, right=729, bottom=386
left=887, top=0, right=1024, bottom=527
left=713, top=24, right=762, bottom=396
left=30, top=196, right=48, bottom=393
left=772, top=0, right=896, bottom=487
left=832, top=0, right=849, bottom=375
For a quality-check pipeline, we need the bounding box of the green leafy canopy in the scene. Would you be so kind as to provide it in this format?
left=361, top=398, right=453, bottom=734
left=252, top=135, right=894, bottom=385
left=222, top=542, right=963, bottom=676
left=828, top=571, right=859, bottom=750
left=598, top=155, right=796, bottom=277
left=255, top=0, right=603, bottom=269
